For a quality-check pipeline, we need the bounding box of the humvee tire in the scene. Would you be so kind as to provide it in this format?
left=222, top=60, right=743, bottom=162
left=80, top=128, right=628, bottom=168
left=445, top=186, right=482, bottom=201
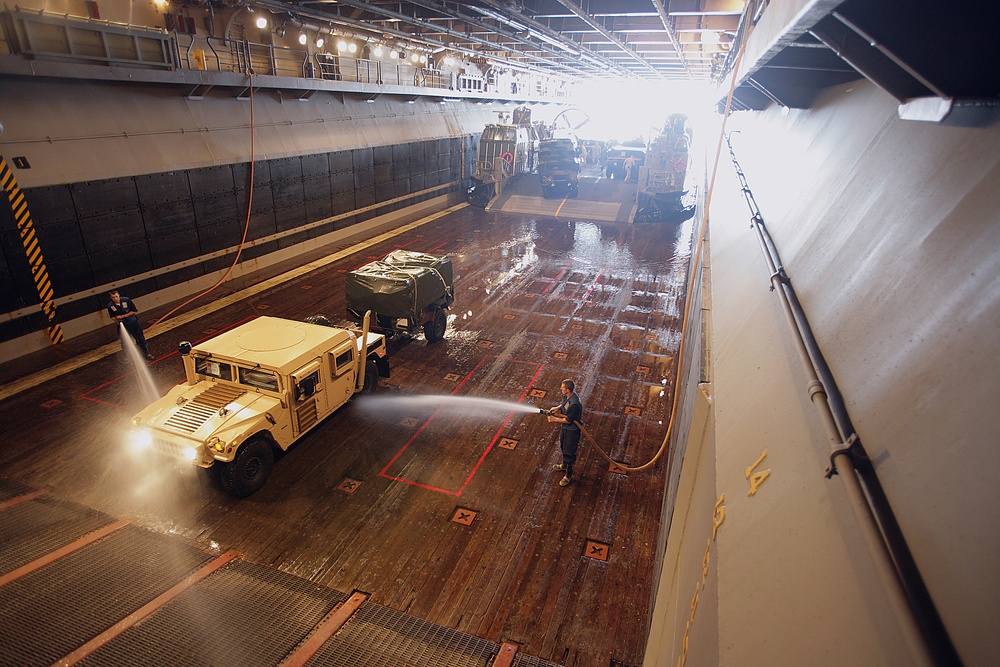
left=220, top=437, right=274, bottom=498
left=362, top=359, right=379, bottom=393
left=423, top=308, right=447, bottom=343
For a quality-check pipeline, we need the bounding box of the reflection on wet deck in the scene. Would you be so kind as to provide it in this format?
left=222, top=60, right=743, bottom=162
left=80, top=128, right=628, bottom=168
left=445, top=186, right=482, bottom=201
left=0, top=202, right=694, bottom=666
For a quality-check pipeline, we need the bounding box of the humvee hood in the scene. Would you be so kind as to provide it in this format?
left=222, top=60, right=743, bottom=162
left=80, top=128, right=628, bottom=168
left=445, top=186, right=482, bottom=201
left=137, top=382, right=281, bottom=440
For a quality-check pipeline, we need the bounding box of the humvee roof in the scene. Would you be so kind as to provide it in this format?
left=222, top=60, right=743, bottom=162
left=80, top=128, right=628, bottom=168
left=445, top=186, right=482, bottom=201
left=192, top=316, right=355, bottom=373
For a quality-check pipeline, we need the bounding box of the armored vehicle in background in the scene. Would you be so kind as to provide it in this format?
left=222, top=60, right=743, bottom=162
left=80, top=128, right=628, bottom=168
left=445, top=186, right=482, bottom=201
left=537, top=138, right=580, bottom=199
left=604, top=145, right=646, bottom=180
left=346, top=250, right=454, bottom=342
left=467, top=106, right=539, bottom=208
left=635, top=113, right=696, bottom=223
left=127, top=314, right=388, bottom=497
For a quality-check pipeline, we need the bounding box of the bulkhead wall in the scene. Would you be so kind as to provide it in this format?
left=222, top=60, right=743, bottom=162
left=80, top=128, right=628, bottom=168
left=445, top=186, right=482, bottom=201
left=0, top=75, right=522, bottom=360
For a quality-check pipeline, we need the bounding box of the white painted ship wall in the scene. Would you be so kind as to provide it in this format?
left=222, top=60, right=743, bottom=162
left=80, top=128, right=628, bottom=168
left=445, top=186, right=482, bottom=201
left=646, top=79, right=1000, bottom=665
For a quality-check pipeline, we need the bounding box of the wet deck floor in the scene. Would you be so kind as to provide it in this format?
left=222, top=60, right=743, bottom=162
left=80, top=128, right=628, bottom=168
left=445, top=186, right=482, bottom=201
left=0, top=191, right=694, bottom=666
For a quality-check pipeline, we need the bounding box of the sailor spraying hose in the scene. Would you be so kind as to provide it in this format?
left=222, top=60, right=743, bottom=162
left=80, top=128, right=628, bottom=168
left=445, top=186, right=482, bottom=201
left=543, top=379, right=584, bottom=487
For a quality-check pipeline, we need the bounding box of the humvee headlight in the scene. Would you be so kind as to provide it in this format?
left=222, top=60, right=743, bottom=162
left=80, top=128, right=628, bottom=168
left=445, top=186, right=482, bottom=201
left=182, top=446, right=198, bottom=461
left=128, top=429, right=153, bottom=453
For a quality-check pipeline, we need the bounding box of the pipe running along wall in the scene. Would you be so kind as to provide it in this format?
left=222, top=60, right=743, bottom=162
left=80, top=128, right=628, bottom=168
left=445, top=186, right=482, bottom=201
left=723, top=133, right=961, bottom=667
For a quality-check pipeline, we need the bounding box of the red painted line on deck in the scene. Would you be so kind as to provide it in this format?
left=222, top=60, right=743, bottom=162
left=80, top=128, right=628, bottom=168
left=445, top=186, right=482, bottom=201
left=426, top=241, right=448, bottom=253
left=379, top=356, right=546, bottom=496
left=281, top=591, right=369, bottom=667
left=0, top=518, right=131, bottom=588
left=0, top=488, right=47, bottom=512
left=51, top=549, right=241, bottom=667
left=542, top=261, right=572, bottom=295
left=580, top=263, right=608, bottom=302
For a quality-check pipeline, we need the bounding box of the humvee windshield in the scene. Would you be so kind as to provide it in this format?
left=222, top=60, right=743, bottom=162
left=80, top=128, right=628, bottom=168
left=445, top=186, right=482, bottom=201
left=239, top=367, right=280, bottom=392
left=196, top=358, right=232, bottom=381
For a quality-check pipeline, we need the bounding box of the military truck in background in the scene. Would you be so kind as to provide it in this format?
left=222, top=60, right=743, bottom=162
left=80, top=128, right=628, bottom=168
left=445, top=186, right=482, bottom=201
left=346, top=250, right=455, bottom=342
left=537, top=138, right=580, bottom=199
left=127, top=314, right=389, bottom=497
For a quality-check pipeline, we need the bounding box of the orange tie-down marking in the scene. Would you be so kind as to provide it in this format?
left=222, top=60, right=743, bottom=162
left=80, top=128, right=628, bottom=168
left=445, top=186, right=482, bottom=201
left=583, top=539, right=611, bottom=562
left=451, top=507, right=478, bottom=526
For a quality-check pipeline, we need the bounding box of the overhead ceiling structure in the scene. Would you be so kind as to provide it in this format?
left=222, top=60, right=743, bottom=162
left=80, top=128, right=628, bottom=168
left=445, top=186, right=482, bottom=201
left=717, top=0, right=1000, bottom=125
left=256, top=0, right=746, bottom=81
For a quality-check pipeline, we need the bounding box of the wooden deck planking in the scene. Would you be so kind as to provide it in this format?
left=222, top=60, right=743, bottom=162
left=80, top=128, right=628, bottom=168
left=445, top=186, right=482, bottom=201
left=0, top=206, right=692, bottom=666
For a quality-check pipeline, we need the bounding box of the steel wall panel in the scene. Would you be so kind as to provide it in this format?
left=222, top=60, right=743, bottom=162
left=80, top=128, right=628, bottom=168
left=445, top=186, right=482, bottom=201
left=88, top=240, right=152, bottom=285
left=354, top=167, right=374, bottom=190
left=269, top=157, right=302, bottom=183
left=374, top=181, right=394, bottom=203
left=436, top=154, right=449, bottom=170
left=271, top=180, right=304, bottom=208
left=332, top=192, right=355, bottom=215
left=392, top=143, right=412, bottom=162
left=330, top=151, right=353, bottom=173
left=232, top=161, right=272, bottom=190
left=306, top=197, right=333, bottom=221
left=374, top=164, right=392, bottom=186
left=188, top=164, right=235, bottom=197
left=193, top=193, right=239, bottom=227
left=150, top=230, right=198, bottom=268
left=23, top=186, right=77, bottom=224
left=246, top=210, right=276, bottom=241
left=373, top=145, right=392, bottom=166
left=197, top=220, right=243, bottom=254
left=410, top=173, right=425, bottom=192
left=355, top=187, right=375, bottom=208
left=31, top=218, right=86, bottom=261
left=274, top=204, right=306, bottom=231
left=235, top=187, right=274, bottom=214
left=394, top=159, right=412, bottom=179
left=302, top=175, right=331, bottom=201
left=332, top=171, right=355, bottom=194
left=80, top=209, right=147, bottom=253
left=135, top=171, right=190, bottom=205
left=142, top=199, right=197, bottom=237
left=352, top=148, right=373, bottom=170
left=300, top=153, right=329, bottom=179
left=71, top=178, right=139, bottom=217
left=45, top=255, right=95, bottom=295
left=0, top=268, right=20, bottom=311
left=278, top=229, right=310, bottom=249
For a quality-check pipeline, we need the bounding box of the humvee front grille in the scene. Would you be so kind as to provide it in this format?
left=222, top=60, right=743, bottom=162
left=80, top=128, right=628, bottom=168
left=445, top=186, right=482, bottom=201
left=152, top=438, right=187, bottom=459
left=164, top=384, right=247, bottom=434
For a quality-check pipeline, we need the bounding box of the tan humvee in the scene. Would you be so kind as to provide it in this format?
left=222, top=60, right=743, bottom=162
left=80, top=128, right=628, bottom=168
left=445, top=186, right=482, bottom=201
left=127, top=313, right=387, bottom=497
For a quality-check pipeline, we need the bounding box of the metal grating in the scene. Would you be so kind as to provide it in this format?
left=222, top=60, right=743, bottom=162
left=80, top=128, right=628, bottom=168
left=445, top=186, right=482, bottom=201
left=305, top=601, right=499, bottom=667
left=0, top=525, right=212, bottom=667
left=77, top=559, right=348, bottom=667
left=0, top=477, right=35, bottom=502
left=0, top=495, right=114, bottom=575
left=164, top=384, right=247, bottom=433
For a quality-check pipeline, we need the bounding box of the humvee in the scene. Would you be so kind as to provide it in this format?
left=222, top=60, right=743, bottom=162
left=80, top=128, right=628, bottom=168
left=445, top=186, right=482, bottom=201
left=126, top=313, right=388, bottom=497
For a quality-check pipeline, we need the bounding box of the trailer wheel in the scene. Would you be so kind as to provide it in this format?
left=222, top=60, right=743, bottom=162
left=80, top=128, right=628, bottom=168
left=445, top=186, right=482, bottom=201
left=423, top=308, right=447, bottom=343
left=220, top=437, right=273, bottom=498
left=362, top=359, right=379, bottom=393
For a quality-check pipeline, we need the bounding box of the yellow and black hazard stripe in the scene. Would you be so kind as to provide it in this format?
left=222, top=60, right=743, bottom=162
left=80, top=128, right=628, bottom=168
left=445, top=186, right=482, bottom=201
left=0, top=154, right=64, bottom=345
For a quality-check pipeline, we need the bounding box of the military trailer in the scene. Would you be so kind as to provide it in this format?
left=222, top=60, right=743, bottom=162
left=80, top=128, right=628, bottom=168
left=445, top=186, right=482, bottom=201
left=127, top=314, right=388, bottom=497
left=346, top=250, right=454, bottom=343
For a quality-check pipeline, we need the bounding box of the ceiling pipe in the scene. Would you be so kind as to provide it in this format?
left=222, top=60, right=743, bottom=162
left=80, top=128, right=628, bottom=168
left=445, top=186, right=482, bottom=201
left=650, top=0, right=693, bottom=81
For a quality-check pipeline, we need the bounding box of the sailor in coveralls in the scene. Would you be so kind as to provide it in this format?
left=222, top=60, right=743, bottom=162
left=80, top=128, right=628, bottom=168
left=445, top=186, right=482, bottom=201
left=107, top=290, right=152, bottom=360
left=548, top=379, right=583, bottom=487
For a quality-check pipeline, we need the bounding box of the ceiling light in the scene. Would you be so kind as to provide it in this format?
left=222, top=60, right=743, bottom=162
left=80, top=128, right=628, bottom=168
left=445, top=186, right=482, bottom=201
left=374, top=45, right=383, bottom=57
left=390, top=50, right=398, bottom=59
left=298, top=33, right=307, bottom=46
left=255, top=16, right=268, bottom=29
left=419, top=54, right=427, bottom=64
left=410, top=53, right=419, bottom=63
left=338, top=40, right=348, bottom=51
left=315, top=37, right=324, bottom=48
left=348, top=43, right=357, bottom=53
